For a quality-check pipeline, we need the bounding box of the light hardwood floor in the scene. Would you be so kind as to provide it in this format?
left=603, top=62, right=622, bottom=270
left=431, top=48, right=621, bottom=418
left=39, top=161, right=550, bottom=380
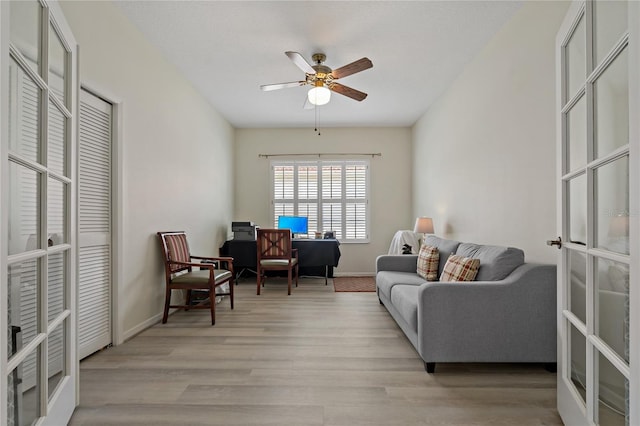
left=69, top=277, right=563, bottom=425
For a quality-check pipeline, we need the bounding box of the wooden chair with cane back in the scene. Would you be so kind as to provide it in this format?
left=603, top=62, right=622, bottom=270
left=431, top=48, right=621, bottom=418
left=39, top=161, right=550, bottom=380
left=157, top=231, right=234, bottom=325
left=256, top=228, right=299, bottom=295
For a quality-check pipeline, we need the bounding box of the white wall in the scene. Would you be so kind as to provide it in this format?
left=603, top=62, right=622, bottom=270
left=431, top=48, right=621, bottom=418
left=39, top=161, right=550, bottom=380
left=412, top=1, right=570, bottom=264
left=60, top=1, right=234, bottom=340
left=234, top=127, right=412, bottom=274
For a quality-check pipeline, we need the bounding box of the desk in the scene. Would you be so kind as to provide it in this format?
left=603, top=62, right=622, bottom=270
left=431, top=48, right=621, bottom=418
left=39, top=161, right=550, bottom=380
left=220, top=239, right=341, bottom=281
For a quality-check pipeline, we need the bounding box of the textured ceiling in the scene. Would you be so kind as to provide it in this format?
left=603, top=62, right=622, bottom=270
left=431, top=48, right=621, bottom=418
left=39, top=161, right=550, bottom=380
left=115, top=1, right=523, bottom=128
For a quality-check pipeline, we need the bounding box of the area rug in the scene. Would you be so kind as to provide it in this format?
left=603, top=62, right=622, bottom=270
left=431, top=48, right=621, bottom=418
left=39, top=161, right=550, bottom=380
left=333, top=276, right=376, bottom=292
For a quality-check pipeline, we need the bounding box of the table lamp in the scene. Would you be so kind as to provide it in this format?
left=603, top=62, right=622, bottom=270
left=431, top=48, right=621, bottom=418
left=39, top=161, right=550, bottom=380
left=414, top=217, right=434, bottom=237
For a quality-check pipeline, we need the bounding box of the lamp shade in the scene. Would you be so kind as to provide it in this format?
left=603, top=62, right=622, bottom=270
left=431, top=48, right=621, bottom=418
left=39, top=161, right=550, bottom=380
left=414, top=217, right=434, bottom=234
left=308, top=86, right=331, bottom=105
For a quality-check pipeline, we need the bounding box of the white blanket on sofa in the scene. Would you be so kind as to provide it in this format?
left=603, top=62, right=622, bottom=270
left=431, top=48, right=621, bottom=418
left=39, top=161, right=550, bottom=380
left=388, top=230, right=421, bottom=254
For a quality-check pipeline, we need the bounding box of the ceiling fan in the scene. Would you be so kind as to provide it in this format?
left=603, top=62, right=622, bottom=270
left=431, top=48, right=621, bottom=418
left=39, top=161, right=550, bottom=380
left=260, top=51, right=373, bottom=107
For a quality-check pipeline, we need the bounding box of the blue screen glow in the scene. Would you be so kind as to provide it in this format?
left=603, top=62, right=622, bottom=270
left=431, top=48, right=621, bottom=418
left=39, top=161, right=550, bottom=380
left=277, top=216, right=308, bottom=235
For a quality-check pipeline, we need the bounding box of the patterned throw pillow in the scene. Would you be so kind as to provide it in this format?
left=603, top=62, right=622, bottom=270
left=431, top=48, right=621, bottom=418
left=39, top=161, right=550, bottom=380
left=416, top=245, right=439, bottom=281
left=440, top=254, right=480, bottom=282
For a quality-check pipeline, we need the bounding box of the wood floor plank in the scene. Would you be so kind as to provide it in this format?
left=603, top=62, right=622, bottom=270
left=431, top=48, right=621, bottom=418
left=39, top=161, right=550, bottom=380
left=69, top=277, right=562, bottom=425
left=71, top=404, right=325, bottom=425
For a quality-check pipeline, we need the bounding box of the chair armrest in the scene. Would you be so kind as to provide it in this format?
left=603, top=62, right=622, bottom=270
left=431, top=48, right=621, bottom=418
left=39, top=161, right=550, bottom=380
left=292, top=249, right=298, bottom=259
left=376, top=255, right=418, bottom=273
left=169, top=260, right=215, bottom=269
left=191, top=255, right=235, bottom=273
left=191, top=255, right=233, bottom=263
left=416, top=263, right=557, bottom=361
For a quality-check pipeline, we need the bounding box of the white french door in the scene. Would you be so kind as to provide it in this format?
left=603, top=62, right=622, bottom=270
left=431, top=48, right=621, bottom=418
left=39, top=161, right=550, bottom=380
left=556, top=1, right=638, bottom=425
left=1, top=0, right=77, bottom=424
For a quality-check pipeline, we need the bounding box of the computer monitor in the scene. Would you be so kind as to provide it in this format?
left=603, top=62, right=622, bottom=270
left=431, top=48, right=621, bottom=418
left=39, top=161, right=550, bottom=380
left=277, top=215, right=308, bottom=237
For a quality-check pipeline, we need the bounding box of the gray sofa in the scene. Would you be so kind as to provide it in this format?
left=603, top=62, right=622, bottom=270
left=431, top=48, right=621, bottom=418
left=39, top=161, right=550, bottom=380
left=376, top=235, right=556, bottom=373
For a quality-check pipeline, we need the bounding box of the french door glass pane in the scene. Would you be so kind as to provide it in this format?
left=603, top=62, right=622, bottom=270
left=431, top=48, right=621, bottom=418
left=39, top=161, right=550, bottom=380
left=597, top=352, right=628, bottom=426
left=9, top=62, right=41, bottom=163
left=47, top=178, right=66, bottom=246
left=48, top=99, right=66, bottom=177
left=595, top=156, right=629, bottom=254
left=47, top=323, right=65, bottom=401
left=566, top=14, right=586, bottom=102
left=595, top=48, right=628, bottom=159
left=570, top=323, right=587, bottom=405
left=48, top=23, right=67, bottom=105
left=48, top=252, right=65, bottom=323
left=8, top=259, right=40, bottom=360
left=569, top=173, right=587, bottom=244
left=6, top=349, right=40, bottom=426
left=8, top=162, right=40, bottom=255
left=595, top=257, right=629, bottom=363
left=568, top=95, right=587, bottom=172
left=593, top=0, right=628, bottom=69
left=9, top=0, right=41, bottom=76
left=569, top=250, right=587, bottom=324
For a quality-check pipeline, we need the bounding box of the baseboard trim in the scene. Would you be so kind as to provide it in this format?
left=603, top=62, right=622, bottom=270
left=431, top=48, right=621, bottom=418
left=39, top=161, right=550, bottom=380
left=122, top=312, right=163, bottom=342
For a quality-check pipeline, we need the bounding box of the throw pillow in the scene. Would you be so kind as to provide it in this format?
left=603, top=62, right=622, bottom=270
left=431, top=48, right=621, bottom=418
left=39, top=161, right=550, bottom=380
left=440, top=254, right=480, bottom=282
left=416, top=245, right=439, bottom=281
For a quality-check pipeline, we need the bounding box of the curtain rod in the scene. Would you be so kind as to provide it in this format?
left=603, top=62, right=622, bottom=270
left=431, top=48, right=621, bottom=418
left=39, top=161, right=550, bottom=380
left=259, top=152, right=382, bottom=158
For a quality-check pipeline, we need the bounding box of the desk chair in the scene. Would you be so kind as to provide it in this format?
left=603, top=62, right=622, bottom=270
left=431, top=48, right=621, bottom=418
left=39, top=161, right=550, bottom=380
left=256, top=229, right=298, bottom=295
left=157, top=231, right=234, bottom=325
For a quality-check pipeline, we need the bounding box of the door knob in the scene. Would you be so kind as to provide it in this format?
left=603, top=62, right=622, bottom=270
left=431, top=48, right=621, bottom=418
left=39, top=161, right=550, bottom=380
left=546, top=237, right=562, bottom=249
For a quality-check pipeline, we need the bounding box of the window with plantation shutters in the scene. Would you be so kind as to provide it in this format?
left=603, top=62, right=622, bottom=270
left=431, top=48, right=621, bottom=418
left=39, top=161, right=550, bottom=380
left=271, top=160, right=369, bottom=242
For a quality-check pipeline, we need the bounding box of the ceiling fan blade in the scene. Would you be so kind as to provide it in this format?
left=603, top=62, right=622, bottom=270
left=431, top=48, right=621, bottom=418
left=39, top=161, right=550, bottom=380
left=330, top=83, right=368, bottom=101
left=260, top=81, right=306, bottom=91
left=331, top=57, right=373, bottom=79
left=285, top=51, right=316, bottom=75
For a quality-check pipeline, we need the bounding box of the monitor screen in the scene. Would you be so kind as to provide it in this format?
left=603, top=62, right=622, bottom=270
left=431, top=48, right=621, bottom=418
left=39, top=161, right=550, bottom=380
left=277, top=216, right=308, bottom=236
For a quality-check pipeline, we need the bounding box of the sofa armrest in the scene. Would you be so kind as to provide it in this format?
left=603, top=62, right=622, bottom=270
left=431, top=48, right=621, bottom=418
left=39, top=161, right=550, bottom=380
left=417, top=263, right=557, bottom=362
left=376, top=255, right=418, bottom=274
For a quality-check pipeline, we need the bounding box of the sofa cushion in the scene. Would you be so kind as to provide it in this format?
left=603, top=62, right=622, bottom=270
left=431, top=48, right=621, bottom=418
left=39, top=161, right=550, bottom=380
left=440, top=254, right=480, bottom=282
left=455, top=243, right=524, bottom=281
left=390, top=284, right=420, bottom=333
left=423, top=235, right=461, bottom=277
left=376, top=271, right=426, bottom=301
left=416, top=245, right=439, bottom=281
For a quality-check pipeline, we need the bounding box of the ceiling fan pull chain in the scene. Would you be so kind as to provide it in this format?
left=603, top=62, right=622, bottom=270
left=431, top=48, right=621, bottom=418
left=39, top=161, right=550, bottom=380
left=315, top=104, right=321, bottom=136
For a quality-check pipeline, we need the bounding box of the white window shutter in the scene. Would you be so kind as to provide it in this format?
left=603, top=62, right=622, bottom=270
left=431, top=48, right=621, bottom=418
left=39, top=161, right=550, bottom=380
left=345, top=164, right=368, bottom=240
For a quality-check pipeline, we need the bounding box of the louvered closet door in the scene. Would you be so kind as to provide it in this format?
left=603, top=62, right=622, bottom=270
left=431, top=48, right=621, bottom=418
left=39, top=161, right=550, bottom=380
left=78, top=89, right=112, bottom=360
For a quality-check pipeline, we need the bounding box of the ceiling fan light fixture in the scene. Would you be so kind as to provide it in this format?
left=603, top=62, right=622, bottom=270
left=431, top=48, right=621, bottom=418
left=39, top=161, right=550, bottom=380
left=307, top=85, right=331, bottom=106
